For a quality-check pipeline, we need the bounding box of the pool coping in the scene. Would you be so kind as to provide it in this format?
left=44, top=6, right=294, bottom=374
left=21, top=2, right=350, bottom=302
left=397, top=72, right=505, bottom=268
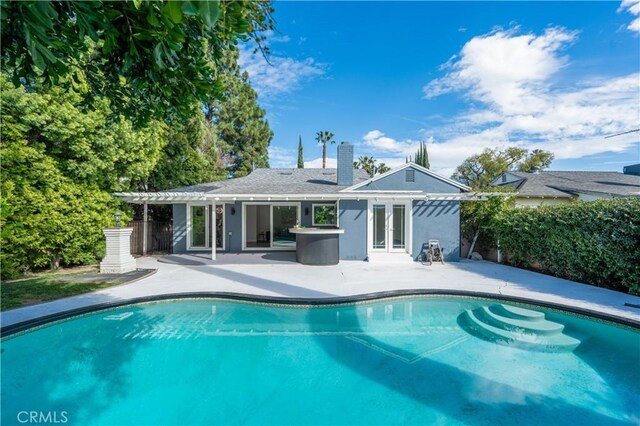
left=2, top=289, right=638, bottom=337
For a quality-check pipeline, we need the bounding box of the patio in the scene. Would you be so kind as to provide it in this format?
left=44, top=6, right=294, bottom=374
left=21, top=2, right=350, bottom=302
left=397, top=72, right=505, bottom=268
left=1, top=254, right=639, bottom=331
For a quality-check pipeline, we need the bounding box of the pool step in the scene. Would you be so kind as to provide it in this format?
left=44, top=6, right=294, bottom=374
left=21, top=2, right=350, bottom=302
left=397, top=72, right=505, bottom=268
left=492, top=304, right=545, bottom=321
left=478, top=306, right=564, bottom=335
left=459, top=304, right=581, bottom=352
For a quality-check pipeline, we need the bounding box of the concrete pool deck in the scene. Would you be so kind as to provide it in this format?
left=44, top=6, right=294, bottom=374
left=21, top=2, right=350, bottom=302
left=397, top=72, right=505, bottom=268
left=2, top=254, right=639, bottom=330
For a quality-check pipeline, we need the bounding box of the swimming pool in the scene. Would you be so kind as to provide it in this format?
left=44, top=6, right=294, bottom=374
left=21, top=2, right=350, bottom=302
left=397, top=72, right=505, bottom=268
left=2, top=296, right=639, bottom=425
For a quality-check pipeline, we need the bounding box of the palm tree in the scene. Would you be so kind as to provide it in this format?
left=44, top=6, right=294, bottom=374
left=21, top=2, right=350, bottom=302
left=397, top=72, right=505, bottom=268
left=354, top=155, right=390, bottom=177
left=315, top=130, right=335, bottom=169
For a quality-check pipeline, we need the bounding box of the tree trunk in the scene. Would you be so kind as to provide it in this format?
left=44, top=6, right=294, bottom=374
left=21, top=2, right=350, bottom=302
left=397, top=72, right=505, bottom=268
left=467, top=229, right=480, bottom=259
left=322, top=142, right=326, bottom=168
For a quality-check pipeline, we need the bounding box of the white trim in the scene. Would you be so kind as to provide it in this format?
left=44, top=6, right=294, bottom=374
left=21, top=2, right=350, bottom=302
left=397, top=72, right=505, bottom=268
left=241, top=202, right=301, bottom=251
left=341, top=162, right=471, bottom=192
left=114, top=191, right=501, bottom=204
left=311, top=203, right=338, bottom=227
left=367, top=200, right=411, bottom=254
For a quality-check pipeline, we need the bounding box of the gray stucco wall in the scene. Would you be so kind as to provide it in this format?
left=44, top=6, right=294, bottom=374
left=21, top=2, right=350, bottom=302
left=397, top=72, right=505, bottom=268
left=172, top=203, right=187, bottom=254
left=355, top=166, right=461, bottom=193
left=338, top=200, right=368, bottom=260
left=172, top=200, right=369, bottom=260
left=411, top=200, right=460, bottom=262
left=224, top=201, right=243, bottom=252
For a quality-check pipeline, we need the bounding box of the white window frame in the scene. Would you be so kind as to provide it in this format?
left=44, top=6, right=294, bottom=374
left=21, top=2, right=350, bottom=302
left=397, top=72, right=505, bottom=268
left=311, top=203, right=339, bottom=227
left=186, top=203, right=225, bottom=251
left=241, top=202, right=301, bottom=251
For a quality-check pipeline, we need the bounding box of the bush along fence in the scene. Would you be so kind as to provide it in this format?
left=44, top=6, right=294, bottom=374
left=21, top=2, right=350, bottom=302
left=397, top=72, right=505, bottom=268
left=489, top=198, right=640, bottom=295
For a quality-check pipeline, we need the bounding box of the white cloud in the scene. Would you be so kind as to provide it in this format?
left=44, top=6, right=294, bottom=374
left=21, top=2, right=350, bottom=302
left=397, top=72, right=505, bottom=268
left=414, top=27, right=640, bottom=174
left=361, top=130, right=423, bottom=156
left=619, top=0, right=640, bottom=33
left=304, top=157, right=337, bottom=168
left=268, top=146, right=296, bottom=168
left=239, top=46, right=326, bottom=100
left=424, top=27, right=578, bottom=115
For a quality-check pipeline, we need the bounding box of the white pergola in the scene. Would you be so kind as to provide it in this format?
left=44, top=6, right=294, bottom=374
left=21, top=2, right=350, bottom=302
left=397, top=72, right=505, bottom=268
left=113, top=191, right=511, bottom=260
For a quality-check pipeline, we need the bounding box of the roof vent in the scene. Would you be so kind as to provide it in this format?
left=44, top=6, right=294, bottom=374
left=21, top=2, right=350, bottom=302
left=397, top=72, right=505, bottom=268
left=529, top=166, right=541, bottom=174
left=323, top=172, right=335, bottom=175
left=279, top=172, right=293, bottom=176
left=405, top=169, right=415, bottom=182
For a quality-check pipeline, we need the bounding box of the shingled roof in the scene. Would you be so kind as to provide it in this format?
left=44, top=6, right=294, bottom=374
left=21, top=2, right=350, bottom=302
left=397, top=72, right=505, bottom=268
left=496, top=171, right=640, bottom=198
left=167, top=168, right=372, bottom=195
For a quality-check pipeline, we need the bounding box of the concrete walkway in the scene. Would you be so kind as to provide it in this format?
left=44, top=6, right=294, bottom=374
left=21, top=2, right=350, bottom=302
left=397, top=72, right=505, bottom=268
left=2, top=254, right=639, bottom=329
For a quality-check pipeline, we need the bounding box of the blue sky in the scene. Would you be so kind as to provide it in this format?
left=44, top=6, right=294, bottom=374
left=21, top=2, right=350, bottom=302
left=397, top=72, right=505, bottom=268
left=239, top=1, right=640, bottom=176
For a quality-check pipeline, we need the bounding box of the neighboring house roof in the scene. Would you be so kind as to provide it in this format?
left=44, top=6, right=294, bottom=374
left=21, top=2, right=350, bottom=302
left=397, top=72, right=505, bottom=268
left=493, top=171, right=640, bottom=198
left=168, top=168, right=371, bottom=195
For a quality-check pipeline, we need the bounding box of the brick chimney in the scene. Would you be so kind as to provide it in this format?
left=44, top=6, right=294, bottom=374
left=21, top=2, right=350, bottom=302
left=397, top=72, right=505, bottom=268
left=337, top=142, right=354, bottom=186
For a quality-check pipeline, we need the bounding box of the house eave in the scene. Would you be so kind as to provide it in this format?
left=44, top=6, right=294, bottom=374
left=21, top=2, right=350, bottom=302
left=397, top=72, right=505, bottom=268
left=113, top=191, right=508, bottom=203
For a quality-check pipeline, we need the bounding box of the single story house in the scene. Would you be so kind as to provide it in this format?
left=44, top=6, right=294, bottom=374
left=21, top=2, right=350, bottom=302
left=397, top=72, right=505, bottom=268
left=116, top=143, right=475, bottom=262
left=492, top=168, right=640, bottom=207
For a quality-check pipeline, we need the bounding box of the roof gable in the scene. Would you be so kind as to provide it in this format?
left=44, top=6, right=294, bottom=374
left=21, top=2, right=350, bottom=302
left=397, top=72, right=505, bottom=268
left=343, top=163, right=470, bottom=193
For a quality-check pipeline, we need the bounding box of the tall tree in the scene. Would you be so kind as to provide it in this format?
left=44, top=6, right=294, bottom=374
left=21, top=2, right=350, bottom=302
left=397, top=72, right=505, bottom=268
left=0, top=75, right=163, bottom=278
left=412, top=141, right=430, bottom=169
left=143, top=108, right=222, bottom=191
left=1, top=0, right=275, bottom=124
left=315, top=130, right=335, bottom=169
left=354, top=156, right=391, bottom=177
left=297, top=136, right=304, bottom=168
left=452, top=147, right=554, bottom=189
left=209, top=49, right=272, bottom=177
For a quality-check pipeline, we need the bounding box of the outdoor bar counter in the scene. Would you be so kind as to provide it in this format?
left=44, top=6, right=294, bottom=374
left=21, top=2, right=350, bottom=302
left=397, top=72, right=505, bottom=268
left=289, top=228, right=345, bottom=265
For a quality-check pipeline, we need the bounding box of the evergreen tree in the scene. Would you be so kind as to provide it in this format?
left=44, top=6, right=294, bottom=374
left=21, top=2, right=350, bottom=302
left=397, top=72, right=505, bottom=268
left=297, top=136, right=304, bottom=168
left=0, top=75, right=160, bottom=278
left=413, top=141, right=430, bottom=169
left=208, top=49, right=273, bottom=177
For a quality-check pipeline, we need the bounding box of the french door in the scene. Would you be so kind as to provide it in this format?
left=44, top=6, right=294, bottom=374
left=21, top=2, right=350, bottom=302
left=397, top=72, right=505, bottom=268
left=370, top=202, right=409, bottom=253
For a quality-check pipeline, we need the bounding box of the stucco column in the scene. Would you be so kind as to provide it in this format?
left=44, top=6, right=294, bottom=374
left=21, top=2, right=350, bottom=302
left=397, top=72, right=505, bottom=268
left=100, top=228, right=137, bottom=273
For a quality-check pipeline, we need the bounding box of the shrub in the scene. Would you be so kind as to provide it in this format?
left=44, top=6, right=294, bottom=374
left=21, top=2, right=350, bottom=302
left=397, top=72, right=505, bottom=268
left=490, top=199, right=640, bottom=294
left=0, top=141, right=126, bottom=280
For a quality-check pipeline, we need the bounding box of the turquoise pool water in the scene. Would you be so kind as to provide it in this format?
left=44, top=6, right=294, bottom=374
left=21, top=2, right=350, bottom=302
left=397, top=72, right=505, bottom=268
left=1, top=296, right=639, bottom=425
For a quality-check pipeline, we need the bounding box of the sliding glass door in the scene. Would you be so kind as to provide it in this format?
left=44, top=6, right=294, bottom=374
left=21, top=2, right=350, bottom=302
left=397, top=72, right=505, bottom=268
left=190, top=205, right=208, bottom=249
left=243, top=203, right=300, bottom=250
left=188, top=204, right=225, bottom=250
left=272, top=205, right=298, bottom=248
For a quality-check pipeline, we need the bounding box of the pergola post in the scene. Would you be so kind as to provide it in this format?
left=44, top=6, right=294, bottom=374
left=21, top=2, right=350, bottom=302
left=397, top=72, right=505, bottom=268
left=142, top=202, right=148, bottom=255
left=211, top=201, right=217, bottom=261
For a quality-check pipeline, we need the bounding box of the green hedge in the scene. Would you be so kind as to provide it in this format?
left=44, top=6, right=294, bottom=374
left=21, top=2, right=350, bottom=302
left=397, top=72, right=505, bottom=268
left=490, top=198, right=640, bottom=294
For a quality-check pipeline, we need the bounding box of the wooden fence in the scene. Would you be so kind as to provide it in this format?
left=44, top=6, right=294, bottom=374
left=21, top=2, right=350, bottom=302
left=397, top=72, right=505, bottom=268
left=128, top=220, right=173, bottom=255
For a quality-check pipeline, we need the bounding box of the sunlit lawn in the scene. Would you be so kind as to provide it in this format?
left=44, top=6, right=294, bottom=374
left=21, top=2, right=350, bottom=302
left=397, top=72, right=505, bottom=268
left=1, top=272, right=119, bottom=311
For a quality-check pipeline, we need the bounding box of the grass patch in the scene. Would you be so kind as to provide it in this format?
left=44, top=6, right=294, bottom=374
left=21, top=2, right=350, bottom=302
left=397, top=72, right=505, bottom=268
left=1, top=274, right=119, bottom=311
